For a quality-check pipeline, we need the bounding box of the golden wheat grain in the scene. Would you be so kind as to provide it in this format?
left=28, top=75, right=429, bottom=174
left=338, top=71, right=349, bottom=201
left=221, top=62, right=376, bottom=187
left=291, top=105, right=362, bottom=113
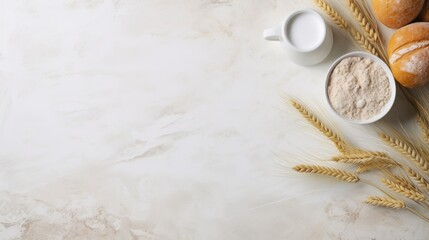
left=349, top=28, right=379, bottom=56
left=382, top=178, right=425, bottom=201
left=290, top=99, right=348, bottom=154
left=314, top=0, right=348, bottom=30
left=407, top=167, right=429, bottom=193
left=293, top=164, right=359, bottom=183
left=365, top=196, right=405, bottom=209
left=347, top=0, right=378, bottom=43
left=381, top=133, right=429, bottom=174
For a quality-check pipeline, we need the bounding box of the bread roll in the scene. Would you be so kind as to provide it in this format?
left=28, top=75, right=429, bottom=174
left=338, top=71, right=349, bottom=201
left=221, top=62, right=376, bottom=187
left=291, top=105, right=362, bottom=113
left=387, top=22, right=429, bottom=88
left=420, top=0, right=429, bottom=22
left=372, top=0, right=424, bottom=28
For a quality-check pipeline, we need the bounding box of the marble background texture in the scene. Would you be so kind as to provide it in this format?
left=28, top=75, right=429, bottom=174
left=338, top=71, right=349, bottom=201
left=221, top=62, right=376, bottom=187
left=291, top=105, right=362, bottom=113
left=1, top=0, right=429, bottom=239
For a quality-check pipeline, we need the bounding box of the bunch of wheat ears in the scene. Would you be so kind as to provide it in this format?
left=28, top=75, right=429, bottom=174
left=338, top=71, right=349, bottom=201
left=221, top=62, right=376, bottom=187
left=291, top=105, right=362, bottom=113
left=289, top=0, right=429, bottom=223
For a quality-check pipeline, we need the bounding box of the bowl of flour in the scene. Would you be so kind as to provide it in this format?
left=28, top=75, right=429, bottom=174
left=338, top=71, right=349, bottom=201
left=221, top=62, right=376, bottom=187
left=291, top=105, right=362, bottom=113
left=325, top=51, right=396, bottom=124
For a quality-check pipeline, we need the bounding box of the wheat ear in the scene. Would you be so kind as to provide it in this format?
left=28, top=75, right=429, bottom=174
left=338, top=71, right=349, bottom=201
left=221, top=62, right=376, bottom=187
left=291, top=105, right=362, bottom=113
left=356, top=157, right=398, bottom=173
left=293, top=164, right=359, bottom=183
left=382, top=178, right=425, bottom=202
left=332, top=152, right=389, bottom=164
left=380, top=133, right=429, bottom=174
left=407, top=167, right=429, bottom=193
left=333, top=156, right=373, bottom=164
left=315, top=0, right=386, bottom=62
left=314, top=0, right=348, bottom=30
left=392, top=175, right=418, bottom=192
left=347, top=0, right=378, bottom=43
left=290, top=99, right=348, bottom=154
left=357, top=162, right=396, bottom=173
left=365, top=196, right=405, bottom=209
left=349, top=28, right=379, bottom=56
left=417, top=115, right=429, bottom=144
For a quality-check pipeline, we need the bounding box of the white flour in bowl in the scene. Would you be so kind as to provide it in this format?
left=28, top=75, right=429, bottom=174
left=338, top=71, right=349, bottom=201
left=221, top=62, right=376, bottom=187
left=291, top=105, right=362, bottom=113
left=327, top=56, right=391, bottom=121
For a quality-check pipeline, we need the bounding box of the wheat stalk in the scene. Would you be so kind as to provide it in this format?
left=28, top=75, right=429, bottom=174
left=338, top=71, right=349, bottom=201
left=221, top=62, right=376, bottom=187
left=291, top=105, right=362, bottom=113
left=348, top=0, right=388, bottom=63
left=293, top=164, right=359, bottom=183
left=407, top=167, right=429, bottom=193
left=365, top=196, right=405, bottom=209
left=315, top=0, right=387, bottom=62
left=290, top=99, right=349, bottom=154
left=382, top=178, right=425, bottom=202
left=401, top=88, right=429, bottom=145
left=347, top=0, right=378, bottom=43
left=315, top=0, right=348, bottom=30
left=381, top=133, right=429, bottom=174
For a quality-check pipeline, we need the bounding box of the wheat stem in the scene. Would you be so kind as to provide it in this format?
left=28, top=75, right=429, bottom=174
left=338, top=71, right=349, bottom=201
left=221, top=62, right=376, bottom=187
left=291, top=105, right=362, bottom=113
left=293, top=164, right=359, bottom=183
left=406, top=206, right=429, bottom=223
left=401, top=88, right=429, bottom=145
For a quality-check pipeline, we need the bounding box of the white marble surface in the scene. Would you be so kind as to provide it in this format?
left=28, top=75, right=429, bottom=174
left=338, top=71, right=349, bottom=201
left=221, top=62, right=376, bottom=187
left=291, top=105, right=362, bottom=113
left=1, top=0, right=429, bottom=239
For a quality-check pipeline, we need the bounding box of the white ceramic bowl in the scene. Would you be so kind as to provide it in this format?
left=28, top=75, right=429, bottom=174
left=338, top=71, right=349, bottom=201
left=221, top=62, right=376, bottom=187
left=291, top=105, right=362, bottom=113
left=325, top=51, right=396, bottom=124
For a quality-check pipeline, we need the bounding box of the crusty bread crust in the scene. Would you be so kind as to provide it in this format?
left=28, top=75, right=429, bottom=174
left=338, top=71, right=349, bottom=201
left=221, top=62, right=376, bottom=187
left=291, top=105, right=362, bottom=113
left=388, top=23, right=429, bottom=56
left=388, top=23, right=429, bottom=88
left=373, top=0, right=424, bottom=29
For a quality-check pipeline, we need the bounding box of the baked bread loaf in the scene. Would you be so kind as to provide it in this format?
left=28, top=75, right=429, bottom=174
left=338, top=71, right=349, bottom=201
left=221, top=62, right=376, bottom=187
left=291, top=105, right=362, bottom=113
left=372, top=0, right=424, bottom=28
left=387, top=22, right=429, bottom=88
left=420, top=0, right=429, bottom=22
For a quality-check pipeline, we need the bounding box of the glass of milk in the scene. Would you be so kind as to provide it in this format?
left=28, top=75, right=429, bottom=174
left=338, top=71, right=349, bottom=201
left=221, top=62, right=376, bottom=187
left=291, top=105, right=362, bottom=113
left=263, top=9, right=333, bottom=66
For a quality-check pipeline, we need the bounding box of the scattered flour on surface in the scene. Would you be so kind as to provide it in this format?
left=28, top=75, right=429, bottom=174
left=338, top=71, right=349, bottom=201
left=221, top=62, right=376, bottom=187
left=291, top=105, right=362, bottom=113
left=389, top=40, right=429, bottom=64
left=328, top=57, right=391, bottom=121
left=400, top=47, right=429, bottom=86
